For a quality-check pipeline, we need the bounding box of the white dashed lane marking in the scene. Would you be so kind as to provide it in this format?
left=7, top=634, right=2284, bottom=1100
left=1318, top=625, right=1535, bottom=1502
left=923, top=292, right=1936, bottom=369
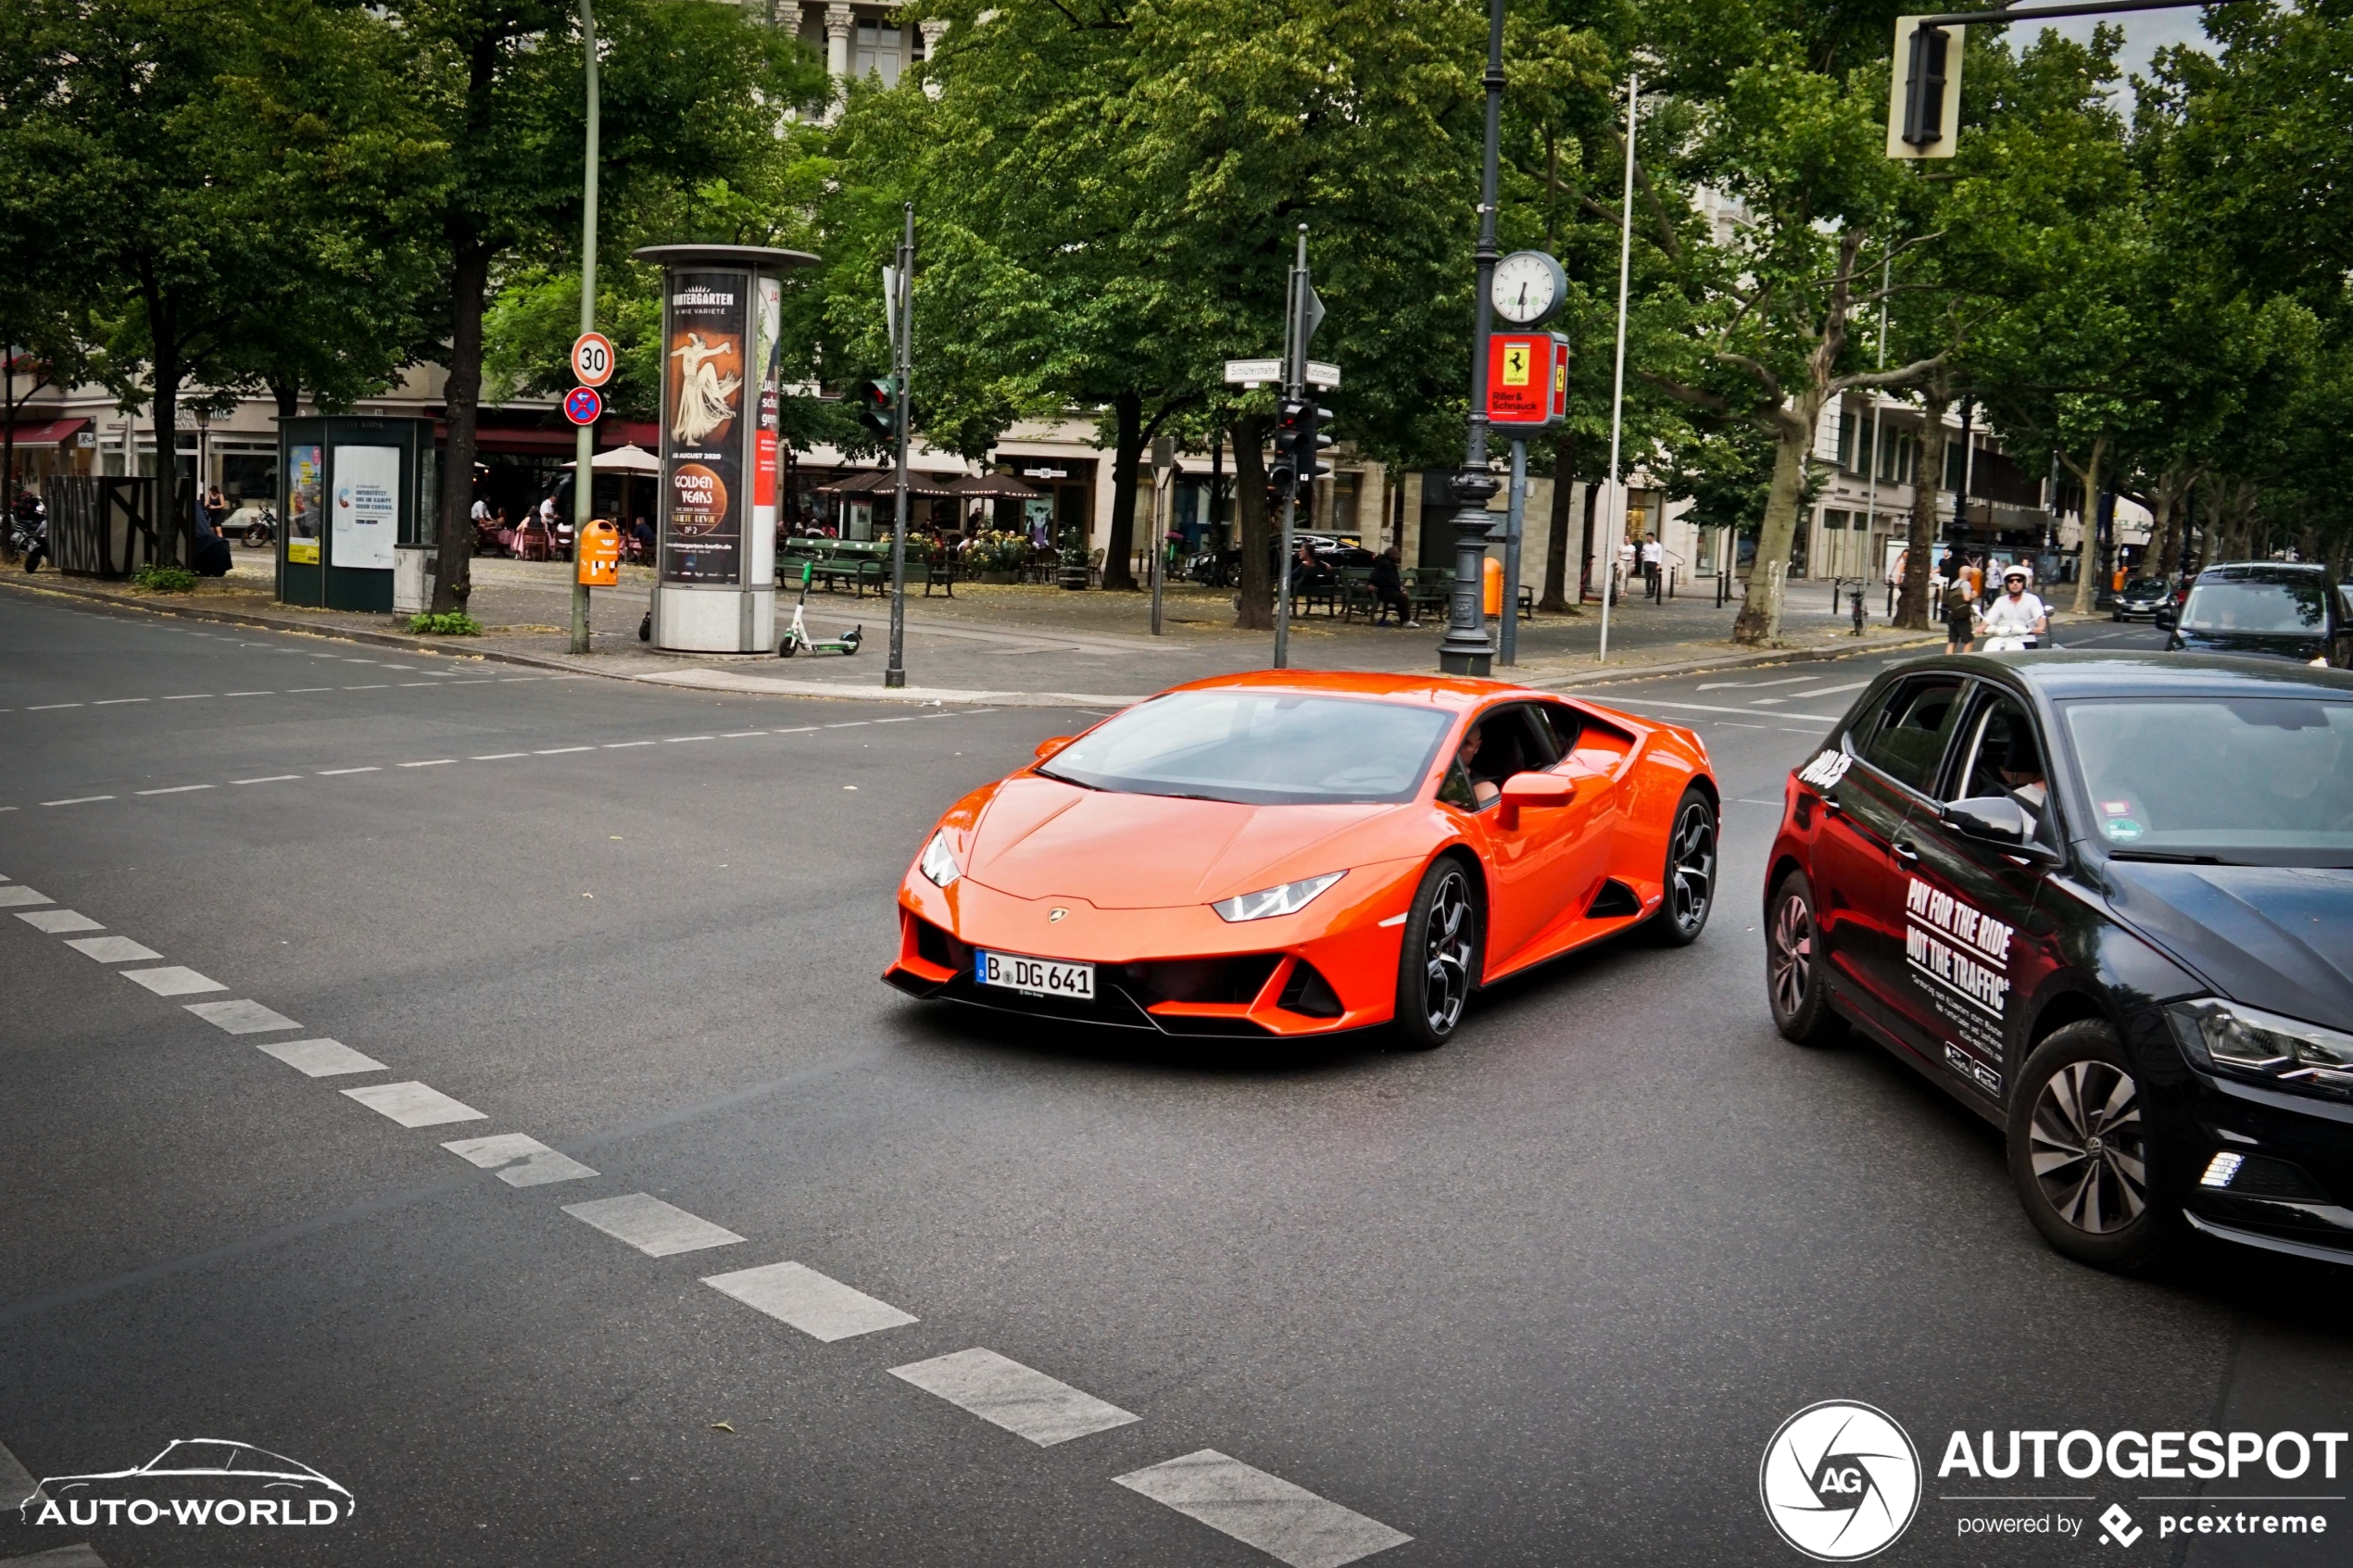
left=185, top=999, right=303, bottom=1035
left=234, top=774, right=299, bottom=784
left=120, top=965, right=225, bottom=997
left=888, top=1348, right=1140, bottom=1448
left=1114, top=1450, right=1414, bottom=1568
left=442, top=1133, right=598, bottom=1188
left=317, top=767, right=380, bottom=776
left=561, top=1194, right=746, bottom=1257
left=135, top=784, right=214, bottom=795
left=66, top=935, right=160, bottom=963
left=43, top=796, right=114, bottom=807
left=256, top=1037, right=386, bottom=1077
left=16, top=909, right=102, bottom=934
left=341, top=1081, right=489, bottom=1128
left=703, top=1261, right=917, bottom=1342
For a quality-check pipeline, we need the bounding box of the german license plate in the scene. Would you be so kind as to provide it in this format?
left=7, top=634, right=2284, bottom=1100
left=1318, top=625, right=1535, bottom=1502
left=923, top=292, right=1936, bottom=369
left=975, top=950, right=1095, bottom=999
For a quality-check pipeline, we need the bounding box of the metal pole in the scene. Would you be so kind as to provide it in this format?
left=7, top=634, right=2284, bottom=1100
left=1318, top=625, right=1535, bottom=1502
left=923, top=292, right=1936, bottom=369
left=1597, top=69, right=1637, bottom=666
left=1275, top=227, right=1307, bottom=671
left=886, top=202, right=912, bottom=688
left=1436, top=0, right=1506, bottom=675
left=1859, top=257, right=1887, bottom=602
left=569, top=0, right=598, bottom=655
left=1500, top=438, right=1525, bottom=664
left=1150, top=442, right=1168, bottom=635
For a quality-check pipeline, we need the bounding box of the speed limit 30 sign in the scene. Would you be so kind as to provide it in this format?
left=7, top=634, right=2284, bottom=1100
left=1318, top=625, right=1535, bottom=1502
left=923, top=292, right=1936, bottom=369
left=572, top=331, right=615, bottom=388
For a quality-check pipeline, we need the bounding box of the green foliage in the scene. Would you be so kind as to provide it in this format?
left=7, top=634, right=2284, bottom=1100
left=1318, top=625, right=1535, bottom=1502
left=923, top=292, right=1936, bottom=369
left=408, top=610, right=484, bottom=635
left=132, top=563, right=197, bottom=593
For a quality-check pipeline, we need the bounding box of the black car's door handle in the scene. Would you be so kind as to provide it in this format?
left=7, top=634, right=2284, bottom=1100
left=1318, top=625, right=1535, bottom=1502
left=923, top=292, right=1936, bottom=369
left=1893, top=840, right=1921, bottom=864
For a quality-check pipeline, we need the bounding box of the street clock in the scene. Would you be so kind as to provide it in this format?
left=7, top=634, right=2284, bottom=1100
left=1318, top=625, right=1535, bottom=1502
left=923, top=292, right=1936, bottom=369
left=1491, top=250, right=1567, bottom=327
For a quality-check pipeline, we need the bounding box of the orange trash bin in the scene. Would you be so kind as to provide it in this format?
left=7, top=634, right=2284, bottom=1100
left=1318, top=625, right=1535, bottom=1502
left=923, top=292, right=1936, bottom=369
left=577, top=520, right=621, bottom=588
left=1482, top=555, right=1504, bottom=618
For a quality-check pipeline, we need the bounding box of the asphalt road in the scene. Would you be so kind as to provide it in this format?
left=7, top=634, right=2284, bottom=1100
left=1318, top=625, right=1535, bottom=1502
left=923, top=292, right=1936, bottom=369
left=3, top=595, right=2346, bottom=1568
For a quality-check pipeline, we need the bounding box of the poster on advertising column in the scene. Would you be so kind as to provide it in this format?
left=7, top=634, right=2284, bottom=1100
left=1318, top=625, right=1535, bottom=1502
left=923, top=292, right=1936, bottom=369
left=331, top=445, right=399, bottom=570
left=661, top=270, right=747, bottom=584
left=753, top=274, right=782, bottom=542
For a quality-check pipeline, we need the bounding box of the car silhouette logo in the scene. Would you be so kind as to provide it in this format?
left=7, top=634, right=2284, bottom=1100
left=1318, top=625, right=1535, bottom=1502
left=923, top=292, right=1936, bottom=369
left=1049, top=908, right=1068, bottom=922
left=20, top=1439, right=356, bottom=1525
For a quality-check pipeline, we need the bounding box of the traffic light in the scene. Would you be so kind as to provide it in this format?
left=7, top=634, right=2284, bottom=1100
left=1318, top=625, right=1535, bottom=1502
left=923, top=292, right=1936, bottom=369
left=854, top=376, right=900, bottom=439
left=1886, top=18, right=1963, bottom=161
left=1274, top=396, right=1336, bottom=498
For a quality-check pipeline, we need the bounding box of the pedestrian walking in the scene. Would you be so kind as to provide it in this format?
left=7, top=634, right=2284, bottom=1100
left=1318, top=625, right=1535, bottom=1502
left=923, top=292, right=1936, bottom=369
left=1943, top=570, right=1977, bottom=655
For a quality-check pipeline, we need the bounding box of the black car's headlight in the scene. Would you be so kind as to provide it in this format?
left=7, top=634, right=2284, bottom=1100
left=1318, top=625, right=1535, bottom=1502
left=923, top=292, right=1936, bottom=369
left=2168, top=998, right=2353, bottom=1099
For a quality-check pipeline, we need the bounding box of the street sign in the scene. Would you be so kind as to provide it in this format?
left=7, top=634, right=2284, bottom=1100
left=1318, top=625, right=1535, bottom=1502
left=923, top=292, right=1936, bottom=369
left=571, top=332, right=615, bottom=387
left=1305, top=360, right=1341, bottom=389
left=562, top=385, right=603, bottom=426
left=1487, top=333, right=1567, bottom=431
left=1224, top=358, right=1281, bottom=387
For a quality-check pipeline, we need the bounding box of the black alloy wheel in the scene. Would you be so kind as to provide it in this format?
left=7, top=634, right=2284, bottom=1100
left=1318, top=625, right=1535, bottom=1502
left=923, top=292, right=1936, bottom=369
left=2007, top=1021, right=2172, bottom=1269
left=1393, top=858, right=1480, bottom=1049
left=1643, top=788, right=1718, bottom=947
left=1765, top=870, right=1843, bottom=1046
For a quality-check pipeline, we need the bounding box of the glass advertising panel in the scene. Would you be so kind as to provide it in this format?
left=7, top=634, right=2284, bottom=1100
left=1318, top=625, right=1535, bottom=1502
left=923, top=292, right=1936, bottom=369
left=661, top=270, right=748, bottom=584
left=286, top=444, right=323, bottom=564
left=332, top=445, right=399, bottom=570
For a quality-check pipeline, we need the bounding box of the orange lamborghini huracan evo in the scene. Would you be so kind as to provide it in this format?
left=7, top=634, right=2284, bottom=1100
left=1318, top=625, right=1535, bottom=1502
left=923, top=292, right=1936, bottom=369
left=884, top=671, right=1719, bottom=1047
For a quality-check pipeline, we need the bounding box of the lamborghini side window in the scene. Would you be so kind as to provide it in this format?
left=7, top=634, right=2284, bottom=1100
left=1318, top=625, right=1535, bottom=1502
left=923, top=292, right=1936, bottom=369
left=1437, top=759, right=1483, bottom=811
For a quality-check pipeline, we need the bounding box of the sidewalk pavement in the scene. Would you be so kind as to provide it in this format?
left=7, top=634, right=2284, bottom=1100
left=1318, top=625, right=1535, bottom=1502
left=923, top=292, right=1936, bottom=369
left=2, top=553, right=1969, bottom=708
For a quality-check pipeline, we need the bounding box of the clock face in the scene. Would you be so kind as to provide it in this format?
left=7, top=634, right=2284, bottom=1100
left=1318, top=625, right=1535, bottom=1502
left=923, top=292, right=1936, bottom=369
left=1492, top=251, right=1563, bottom=325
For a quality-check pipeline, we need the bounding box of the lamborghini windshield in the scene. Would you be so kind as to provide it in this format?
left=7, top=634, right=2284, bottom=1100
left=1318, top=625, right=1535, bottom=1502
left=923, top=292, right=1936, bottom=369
left=1039, top=690, right=1453, bottom=806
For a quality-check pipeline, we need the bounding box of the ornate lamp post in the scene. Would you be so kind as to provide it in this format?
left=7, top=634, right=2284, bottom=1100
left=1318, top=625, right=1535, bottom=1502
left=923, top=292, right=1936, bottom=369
left=1437, top=0, right=1508, bottom=677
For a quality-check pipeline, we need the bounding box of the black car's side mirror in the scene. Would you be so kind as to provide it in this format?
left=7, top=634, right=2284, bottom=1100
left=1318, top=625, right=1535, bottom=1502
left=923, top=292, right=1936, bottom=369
left=2152, top=605, right=2177, bottom=631
left=1941, top=796, right=2058, bottom=863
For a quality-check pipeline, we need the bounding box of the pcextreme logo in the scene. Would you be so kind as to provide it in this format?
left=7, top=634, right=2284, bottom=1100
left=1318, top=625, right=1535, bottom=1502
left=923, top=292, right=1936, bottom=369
left=17, top=1438, right=354, bottom=1530
left=1760, top=1401, right=1923, bottom=1562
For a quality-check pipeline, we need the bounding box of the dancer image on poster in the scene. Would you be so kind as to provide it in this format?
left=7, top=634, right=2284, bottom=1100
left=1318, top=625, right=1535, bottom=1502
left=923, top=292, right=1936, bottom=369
left=670, top=333, right=742, bottom=447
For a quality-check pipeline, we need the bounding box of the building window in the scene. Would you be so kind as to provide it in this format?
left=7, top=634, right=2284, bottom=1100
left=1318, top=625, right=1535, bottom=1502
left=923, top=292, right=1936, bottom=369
left=854, top=24, right=901, bottom=86
left=1837, top=408, right=1859, bottom=472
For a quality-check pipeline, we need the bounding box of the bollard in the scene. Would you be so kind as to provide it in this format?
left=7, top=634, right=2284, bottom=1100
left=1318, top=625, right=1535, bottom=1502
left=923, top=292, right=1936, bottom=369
left=1849, top=583, right=1866, bottom=636
left=1886, top=580, right=1895, bottom=619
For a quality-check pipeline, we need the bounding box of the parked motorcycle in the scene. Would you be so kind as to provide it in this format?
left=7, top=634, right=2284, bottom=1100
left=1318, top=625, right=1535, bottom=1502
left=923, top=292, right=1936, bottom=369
left=9, top=506, right=47, bottom=572
left=240, top=507, right=278, bottom=548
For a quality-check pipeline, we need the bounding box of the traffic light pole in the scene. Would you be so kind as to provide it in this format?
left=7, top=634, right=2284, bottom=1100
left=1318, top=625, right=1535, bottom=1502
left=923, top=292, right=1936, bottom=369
left=886, top=203, right=912, bottom=689
left=569, top=0, right=599, bottom=656
left=1437, top=0, right=1506, bottom=677
left=1499, top=438, right=1525, bottom=665
left=1273, top=228, right=1309, bottom=671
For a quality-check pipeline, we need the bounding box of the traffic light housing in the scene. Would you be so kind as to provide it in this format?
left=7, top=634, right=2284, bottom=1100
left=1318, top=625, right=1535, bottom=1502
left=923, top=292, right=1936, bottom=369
left=854, top=376, right=900, bottom=440
left=1274, top=396, right=1336, bottom=498
left=1886, top=17, right=1963, bottom=161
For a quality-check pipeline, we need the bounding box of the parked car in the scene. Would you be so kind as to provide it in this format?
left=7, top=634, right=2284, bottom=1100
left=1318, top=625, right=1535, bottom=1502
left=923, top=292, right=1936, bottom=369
left=1765, top=651, right=2353, bottom=1271
left=2157, top=561, right=2353, bottom=667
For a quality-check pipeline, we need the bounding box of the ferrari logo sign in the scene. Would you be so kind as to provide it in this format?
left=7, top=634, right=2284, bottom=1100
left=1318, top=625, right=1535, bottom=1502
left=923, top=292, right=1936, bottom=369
left=1487, top=333, right=1567, bottom=431
left=1501, top=342, right=1531, bottom=387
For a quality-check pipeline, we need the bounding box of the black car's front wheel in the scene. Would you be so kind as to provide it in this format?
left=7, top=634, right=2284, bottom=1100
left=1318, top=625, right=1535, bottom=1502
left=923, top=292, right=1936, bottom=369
left=1765, top=870, right=1843, bottom=1046
left=2007, top=1022, right=2174, bottom=1270
left=1392, top=858, right=1481, bottom=1050
left=1642, top=787, right=1718, bottom=946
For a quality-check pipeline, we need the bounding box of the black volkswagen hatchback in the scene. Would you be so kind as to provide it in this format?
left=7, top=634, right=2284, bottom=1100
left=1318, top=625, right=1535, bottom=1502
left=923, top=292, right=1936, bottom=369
left=1764, top=652, right=2353, bottom=1270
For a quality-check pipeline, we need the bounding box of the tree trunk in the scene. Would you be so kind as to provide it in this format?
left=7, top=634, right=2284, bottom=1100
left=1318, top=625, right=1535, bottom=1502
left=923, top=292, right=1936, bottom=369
left=1733, top=402, right=1821, bottom=645
left=1230, top=414, right=1272, bottom=631
left=1101, top=390, right=1143, bottom=591
left=1540, top=428, right=1578, bottom=614
left=271, top=381, right=300, bottom=420
left=140, top=271, right=185, bottom=567
left=1897, top=387, right=1949, bottom=630
left=434, top=237, right=490, bottom=613
left=2062, top=435, right=2108, bottom=615
left=2143, top=485, right=2172, bottom=586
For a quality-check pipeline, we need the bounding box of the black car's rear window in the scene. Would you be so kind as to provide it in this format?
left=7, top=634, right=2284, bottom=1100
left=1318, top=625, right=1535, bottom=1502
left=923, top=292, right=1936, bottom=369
left=2180, top=577, right=2328, bottom=635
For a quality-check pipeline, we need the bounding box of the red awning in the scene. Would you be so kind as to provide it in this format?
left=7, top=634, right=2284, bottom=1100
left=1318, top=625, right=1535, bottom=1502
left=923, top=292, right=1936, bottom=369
left=430, top=418, right=660, bottom=456
left=4, top=417, right=89, bottom=447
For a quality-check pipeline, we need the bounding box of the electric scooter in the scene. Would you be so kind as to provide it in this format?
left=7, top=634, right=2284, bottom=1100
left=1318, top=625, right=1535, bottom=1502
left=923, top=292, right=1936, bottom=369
left=779, top=559, right=862, bottom=658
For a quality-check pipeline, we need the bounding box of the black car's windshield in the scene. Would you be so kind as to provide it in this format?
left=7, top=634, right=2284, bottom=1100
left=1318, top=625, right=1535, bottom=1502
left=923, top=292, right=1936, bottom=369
left=2122, top=578, right=2166, bottom=596
left=2062, top=696, right=2353, bottom=863
left=2179, top=576, right=2328, bottom=635
left=1039, top=690, right=1453, bottom=805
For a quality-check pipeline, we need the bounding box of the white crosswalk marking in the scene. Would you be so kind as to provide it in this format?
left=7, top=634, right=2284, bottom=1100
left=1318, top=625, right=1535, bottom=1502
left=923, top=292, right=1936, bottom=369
left=257, top=1038, right=386, bottom=1077
left=0, top=886, right=53, bottom=908
left=888, top=1348, right=1139, bottom=1447
left=64, top=936, right=160, bottom=963
left=120, top=965, right=226, bottom=997
left=184, top=999, right=303, bottom=1035
left=441, top=1133, right=598, bottom=1187
left=0, top=1543, right=109, bottom=1566
left=702, top=1261, right=917, bottom=1342
left=1114, top=1450, right=1412, bottom=1568
left=341, top=1081, right=488, bottom=1128
left=15, top=909, right=101, bottom=934
left=562, top=1194, right=745, bottom=1257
